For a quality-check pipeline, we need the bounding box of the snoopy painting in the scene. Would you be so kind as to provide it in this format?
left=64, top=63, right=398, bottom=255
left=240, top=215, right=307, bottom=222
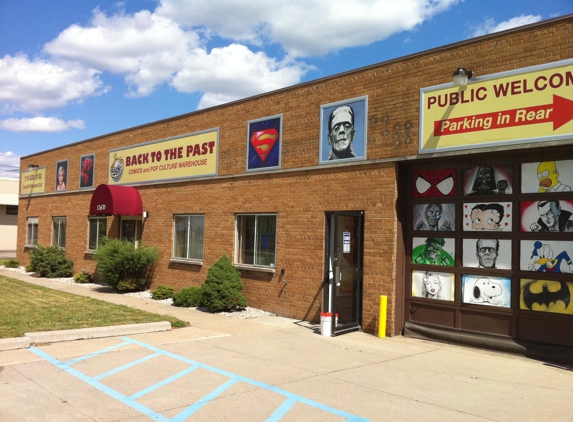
left=462, top=275, right=511, bottom=308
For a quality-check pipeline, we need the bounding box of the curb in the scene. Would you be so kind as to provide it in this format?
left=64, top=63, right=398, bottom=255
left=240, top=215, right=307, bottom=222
left=0, top=321, right=171, bottom=351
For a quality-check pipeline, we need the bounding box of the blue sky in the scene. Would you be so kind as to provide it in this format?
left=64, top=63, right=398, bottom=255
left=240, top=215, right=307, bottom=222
left=0, top=0, right=571, bottom=177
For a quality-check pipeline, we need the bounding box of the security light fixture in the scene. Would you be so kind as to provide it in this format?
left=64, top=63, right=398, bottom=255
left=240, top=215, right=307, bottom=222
left=28, top=164, right=39, bottom=170
left=452, top=67, right=475, bottom=87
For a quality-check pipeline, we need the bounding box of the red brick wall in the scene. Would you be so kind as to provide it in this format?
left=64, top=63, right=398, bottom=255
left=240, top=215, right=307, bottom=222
left=17, top=17, right=573, bottom=335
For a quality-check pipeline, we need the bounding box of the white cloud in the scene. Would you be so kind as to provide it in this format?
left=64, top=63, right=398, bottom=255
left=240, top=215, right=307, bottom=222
left=472, top=14, right=542, bottom=37
left=44, top=8, right=201, bottom=97
left=172, top=44, right=309, bottom=108
left=156, top=0, right=461, bottom=57
left=3, top=1, right=464, bottom=114
left=44, top=8, right=310, bottom=106
left=0, top=117, right=86, bottom=132
left=0, top=151, right=20, bottom=179
left=0, top=54, right=106, bottom=112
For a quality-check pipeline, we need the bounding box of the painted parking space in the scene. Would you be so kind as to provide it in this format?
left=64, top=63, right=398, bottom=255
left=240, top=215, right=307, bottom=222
left=30, top=337, right=369, bottom=422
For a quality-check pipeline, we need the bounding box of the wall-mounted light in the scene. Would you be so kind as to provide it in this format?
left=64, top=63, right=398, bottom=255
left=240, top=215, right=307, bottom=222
left=452, top=67, right=475, bottom=87
left=28, top=164, right=39, bottom=170
left=142, top=211, right=149, bottom=218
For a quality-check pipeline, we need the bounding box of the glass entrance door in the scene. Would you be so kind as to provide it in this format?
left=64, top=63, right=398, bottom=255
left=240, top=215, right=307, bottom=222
left=324, top=211, right=363, bottom=335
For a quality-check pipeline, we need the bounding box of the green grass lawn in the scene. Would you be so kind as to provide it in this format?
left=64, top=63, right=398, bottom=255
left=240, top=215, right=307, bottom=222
left=0, top=275, right=187, bottom=339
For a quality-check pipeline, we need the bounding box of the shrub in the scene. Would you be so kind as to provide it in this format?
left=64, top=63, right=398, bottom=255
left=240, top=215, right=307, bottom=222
left=152, top=285, right=175, bottom=300
left=4, top=259, right=20, bottom=268
left=172, top=286, right=203, bottom=307
left=94, top=237, right=158, bottom=292
left=25, top=264, right=33, bottom=273
left=28, top=245, right=74, bottom=278
left=201, top=254, right=247, bottom=312
left=74, top=271, right=93, bottom=284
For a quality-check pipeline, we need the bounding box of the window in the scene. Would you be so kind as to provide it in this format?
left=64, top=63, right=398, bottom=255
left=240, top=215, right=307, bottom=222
left=26, top=217, right=38, bottom=246
left=173, top=215, right=204, bottom=261
left=52, top=217, right=67, bottom=249
left=120, top=218, right=142, bottom=243
left=235, top=214, right=276, bottom=267
left=6, top=205, right=18, bottom=215
left=88, top=217, right=107, bottom=250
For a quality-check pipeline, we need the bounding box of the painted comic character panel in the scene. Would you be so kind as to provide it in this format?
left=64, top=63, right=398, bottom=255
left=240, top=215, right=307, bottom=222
left=520, top=279, right=573, bottom=315
left=413, top=203, right=455, bottom=231
left=462, top=239, right=511, bottom=269
left=247, top=116, right=281, bottom=171
left=462, top=275, right=511, bottom=308
left=462, top=202, right=512, bottom=231
left=463, top=165, right=512, bottom=196
left=411, top=270, right=454, bottom=301
left=520, top=240, right=573, bottom=273
left=413, top=169, right=456, bottom=197
left=521, top=159, right=573, bottom=194
left=520, top=200, right=573, bottom=232
left=412, top=237, right=455, bottom=266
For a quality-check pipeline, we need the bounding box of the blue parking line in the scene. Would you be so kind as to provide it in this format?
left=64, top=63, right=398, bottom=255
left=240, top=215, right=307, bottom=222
left=30, top=337, right=369, bottom=422
left=93, top=351, right=161, bottom=380
left=129, top=365, right=199, bottom=400
left=65, top=341, right=130, bottom=365
left=266, top=397, right=297, bottom=422
left=170, top=378, right=240, bottom=422
left=29, top=346, right=169, bottom=422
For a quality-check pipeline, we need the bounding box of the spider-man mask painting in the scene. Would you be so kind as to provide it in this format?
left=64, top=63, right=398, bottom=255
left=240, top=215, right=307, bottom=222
left=414, top=169, right=456, bottom=197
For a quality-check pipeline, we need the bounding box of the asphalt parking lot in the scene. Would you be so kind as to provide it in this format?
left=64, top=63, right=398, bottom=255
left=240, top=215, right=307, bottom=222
left=2, top=269, right=573, bottom=421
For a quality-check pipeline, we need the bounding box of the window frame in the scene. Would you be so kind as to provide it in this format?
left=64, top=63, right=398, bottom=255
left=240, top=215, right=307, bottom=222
left=234, top=213, right=277, bottom=272
left=26, top=217, right=38, bottom=247
left=6, top=205, right=18, bottom=215
left=88, top=217, right=107, bottom=251
left=171, top=214, right=205, bottom=264
left=52, top=216, right=67, bottom=249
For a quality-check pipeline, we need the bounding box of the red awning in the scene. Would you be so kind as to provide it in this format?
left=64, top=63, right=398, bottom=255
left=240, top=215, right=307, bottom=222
left=89, top=184, right=143, bottom=216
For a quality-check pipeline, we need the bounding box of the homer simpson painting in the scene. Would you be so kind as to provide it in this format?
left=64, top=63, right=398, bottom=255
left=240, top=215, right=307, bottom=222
left=522, top=160, right=573, bottom=194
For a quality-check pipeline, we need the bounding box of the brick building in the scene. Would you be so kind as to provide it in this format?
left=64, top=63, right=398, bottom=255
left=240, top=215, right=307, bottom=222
left=0, top=177, right=19, bottom=253
left=17, top=16, right=573, bottom=358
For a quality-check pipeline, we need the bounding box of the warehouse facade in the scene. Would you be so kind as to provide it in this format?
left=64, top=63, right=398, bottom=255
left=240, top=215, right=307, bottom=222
left=17, top=16, right=573, bottom=356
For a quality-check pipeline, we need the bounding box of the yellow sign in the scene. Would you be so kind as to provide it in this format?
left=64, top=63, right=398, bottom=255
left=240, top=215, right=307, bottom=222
left=108, top=130, right=218, bottom=185
left=21, top=167, right=46, bottom=195
left=420, top=59, right=573, bottom=153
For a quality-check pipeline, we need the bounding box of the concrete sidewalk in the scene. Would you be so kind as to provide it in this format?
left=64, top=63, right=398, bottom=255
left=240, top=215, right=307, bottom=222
left=1, top=268, right=573, bottom=421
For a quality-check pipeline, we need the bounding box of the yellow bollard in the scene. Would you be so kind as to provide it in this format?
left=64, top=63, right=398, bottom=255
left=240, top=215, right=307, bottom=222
left=378, top=295, right=387, bottom=338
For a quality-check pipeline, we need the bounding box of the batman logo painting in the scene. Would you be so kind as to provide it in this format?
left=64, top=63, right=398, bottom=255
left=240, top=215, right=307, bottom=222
left=521, top=280, right=571, bottom=313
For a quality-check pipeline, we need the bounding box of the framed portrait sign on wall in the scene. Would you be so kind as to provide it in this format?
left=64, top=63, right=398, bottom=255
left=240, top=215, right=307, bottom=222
left=55, top=160, right=68, bottom=192
left=319, top=96, right=367, bottom=164
left=246, top=115, right=282, bottom=172
left=79, top=154, right=95, bottom=189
